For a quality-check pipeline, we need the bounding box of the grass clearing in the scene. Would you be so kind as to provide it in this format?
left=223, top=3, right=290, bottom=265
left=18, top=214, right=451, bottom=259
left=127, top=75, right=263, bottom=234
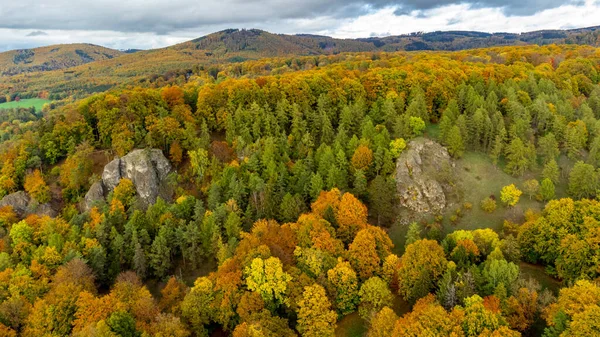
left=0, top=98, right=49, bottom=111
left=388, top=147, right=564, bottom=253
left=519, top=262, right=562, bottom=294
left=335, top=313, right=366, bottom=337
left=451, top=151, right=542, bottom=232
left=335, top=295, right=411, bottom=337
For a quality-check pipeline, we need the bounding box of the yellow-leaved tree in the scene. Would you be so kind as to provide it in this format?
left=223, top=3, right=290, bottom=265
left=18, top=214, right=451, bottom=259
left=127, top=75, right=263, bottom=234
left=296, top=284, right=337, bottom=337
left=244, top=257, right=292, bottom=310
left=500, top=184, right=522, bottom=207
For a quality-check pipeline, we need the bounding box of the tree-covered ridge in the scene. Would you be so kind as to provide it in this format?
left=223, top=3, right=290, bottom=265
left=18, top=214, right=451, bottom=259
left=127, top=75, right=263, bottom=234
left=1, top=42, right=600, bottom=336
left=0, top=43, right=124, bottom=76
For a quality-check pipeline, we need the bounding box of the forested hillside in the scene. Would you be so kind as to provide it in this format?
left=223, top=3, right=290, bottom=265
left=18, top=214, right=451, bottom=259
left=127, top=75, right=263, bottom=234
left=1, top=42, right=600, bottom=336
left=0, top=44, right=124, bottom=76
left=2, top=26, right=600, bottom=101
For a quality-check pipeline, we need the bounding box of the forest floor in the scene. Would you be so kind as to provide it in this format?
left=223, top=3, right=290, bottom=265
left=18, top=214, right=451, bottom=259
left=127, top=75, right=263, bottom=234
left=335, top=295, right=411, bottom=337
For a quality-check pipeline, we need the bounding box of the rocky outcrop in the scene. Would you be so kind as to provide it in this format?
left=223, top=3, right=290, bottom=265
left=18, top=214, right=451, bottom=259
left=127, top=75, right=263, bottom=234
left=83, top=149, right=173, bottom=211
left=0, top=191, right=57, bottom=217
left=395, top=138, right=457, bottom=218
left=83, top=181, right=105, bottom=212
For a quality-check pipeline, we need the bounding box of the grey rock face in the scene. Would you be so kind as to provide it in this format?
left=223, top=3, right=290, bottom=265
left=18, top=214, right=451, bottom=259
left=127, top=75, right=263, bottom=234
left=0, top=191, right=30, bottom=216
left=83, top=181, right=106, bottom=212
left=34, top=203, right=58, bottom=217
left=83, top=149, right=173, bottom=211
left=395, top=138, right=455, bottom=217
left=102, top=159, right=122, bottom=192
left=0, top=191, right=57, bottom=218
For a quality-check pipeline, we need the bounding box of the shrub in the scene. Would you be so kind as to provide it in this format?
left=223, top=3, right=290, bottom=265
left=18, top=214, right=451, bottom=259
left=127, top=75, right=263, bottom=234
left=480, top=197, right=497, bottom=213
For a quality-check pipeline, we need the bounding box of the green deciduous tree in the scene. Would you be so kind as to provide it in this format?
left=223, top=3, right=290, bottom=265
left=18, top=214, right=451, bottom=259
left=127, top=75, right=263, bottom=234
left=358, top=277, right=393, bottom=320
left=181, top=277, right=215, bottom=336
left=522, top=179, right=539, bottom=200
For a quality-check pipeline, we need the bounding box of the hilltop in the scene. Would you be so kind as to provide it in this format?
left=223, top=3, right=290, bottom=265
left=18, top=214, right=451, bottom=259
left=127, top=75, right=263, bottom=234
left=0, top=43, right=124, bottom=76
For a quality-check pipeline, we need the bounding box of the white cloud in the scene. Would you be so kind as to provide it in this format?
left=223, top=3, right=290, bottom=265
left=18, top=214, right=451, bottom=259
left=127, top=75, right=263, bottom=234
left=325, top=0, right=600, bottom=38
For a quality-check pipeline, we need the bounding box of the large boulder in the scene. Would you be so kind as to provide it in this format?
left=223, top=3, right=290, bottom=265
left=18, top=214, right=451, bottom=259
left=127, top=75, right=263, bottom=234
left=0, top=191, right=57, bottom=217
left=395, top=138, right=457, bottom=220
left=83, top=149, right=173, bottom=211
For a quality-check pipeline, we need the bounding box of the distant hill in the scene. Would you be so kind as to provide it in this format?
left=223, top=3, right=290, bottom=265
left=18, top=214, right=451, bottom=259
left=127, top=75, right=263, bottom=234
left=170, top=29, right=377, bottom=58
left=363, top=26, right=600, bottom=51
left=1, top=26, right=600, bottom=99
left=0, top=43, right=123, bottom=76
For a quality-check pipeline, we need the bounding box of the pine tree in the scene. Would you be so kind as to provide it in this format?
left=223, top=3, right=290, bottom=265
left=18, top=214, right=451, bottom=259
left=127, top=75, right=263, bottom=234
left=406, top=87, right=428, bottom=122
left=489, top=134, right=504, bottom=167
left=309, top=173, right=324, bottom=201
left=446, top=126, right=465, bottom=158
left=542, top=159, right=560, bottom=184
left=405, top=222, right=421, bottom=246
left=588, top=137, right=600, bottom=167
left=149, top=226, right=171, bottom=278
left=439, top=115, right=453, bottom=143
left=367, top=176, right=396, bottom=226
left=538, top=133, right=559, bottom=163
left=540, top=178, right=556, bottom=201
left=320, top=112, right=335, bottom=145
left=505, top=138, right=529, bottom=176
left=565, top=120, right=588, bottom=159
left=353, top=169, right=367, bottom=198
left=568, top=161, right=598, bottom=199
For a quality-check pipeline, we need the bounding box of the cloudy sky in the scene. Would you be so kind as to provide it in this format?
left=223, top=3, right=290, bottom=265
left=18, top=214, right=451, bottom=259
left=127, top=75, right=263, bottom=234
left=1, top=0, right=599, bottom=51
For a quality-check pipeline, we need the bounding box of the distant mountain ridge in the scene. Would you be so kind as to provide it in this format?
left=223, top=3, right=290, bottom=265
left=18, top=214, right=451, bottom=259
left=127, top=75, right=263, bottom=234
left=1, top=26, right=599, bottom=99
left=0, top=43, right=123, bottom=76
left=171, top=26, right=600, bottom=56
left=2, top=26, right=599, bottom=77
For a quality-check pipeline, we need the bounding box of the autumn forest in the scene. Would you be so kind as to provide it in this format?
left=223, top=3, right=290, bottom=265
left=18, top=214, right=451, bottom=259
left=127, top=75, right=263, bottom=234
left=1, top=27, right=600, bottom=337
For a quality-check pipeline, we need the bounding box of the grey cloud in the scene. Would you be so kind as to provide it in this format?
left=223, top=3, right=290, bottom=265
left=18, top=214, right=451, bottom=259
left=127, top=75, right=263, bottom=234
left=394, top=0, right=571, bottom=16
left=447, top=17, right=462, bottom=25
left=0, top=0, right=585, bottom=34
left=26, top=30, right=48, bottom=36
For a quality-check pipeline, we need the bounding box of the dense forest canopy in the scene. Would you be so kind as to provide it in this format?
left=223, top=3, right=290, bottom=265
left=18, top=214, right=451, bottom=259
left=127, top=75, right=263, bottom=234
left=1, top=42, right=600, bottom=336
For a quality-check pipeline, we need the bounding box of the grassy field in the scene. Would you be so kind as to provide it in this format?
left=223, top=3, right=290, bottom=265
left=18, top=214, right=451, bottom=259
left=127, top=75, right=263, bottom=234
left=388, top=145, right=565, bottom=254
left=0, top=98, right=49, bottom=111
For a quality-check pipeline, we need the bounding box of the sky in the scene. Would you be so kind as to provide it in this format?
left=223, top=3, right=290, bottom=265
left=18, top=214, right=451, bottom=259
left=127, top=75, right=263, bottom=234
left=0, top=0, right=599, bottom=52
